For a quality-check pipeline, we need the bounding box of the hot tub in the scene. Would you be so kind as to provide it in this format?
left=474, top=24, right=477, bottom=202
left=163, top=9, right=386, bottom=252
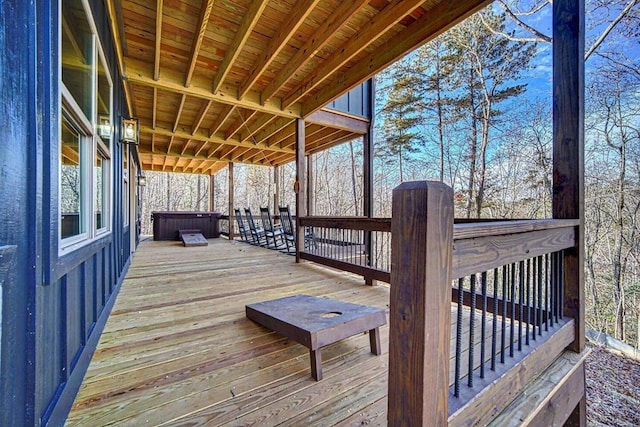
left=151, top=211, right=221, bottom=241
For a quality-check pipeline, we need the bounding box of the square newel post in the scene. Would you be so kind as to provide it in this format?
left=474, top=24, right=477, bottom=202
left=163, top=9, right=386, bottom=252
left=388, top=181, right=453, bottom=426
left=295, top=119, right=306, bottom=263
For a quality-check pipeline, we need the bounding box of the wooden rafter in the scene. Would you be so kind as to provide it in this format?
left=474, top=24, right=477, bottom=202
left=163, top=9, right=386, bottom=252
left=125, top=58, right=301, bottom=118
left=253, top=117, right=295, bottom=145
left=211, top=0, right=269, bottom=94
left=240, top=114, right=277, bottom=143
left=283, top=0, right=426, bottom=109
left=260, top=0, right=368, bottom=104
left=154, top=0, right=163, bottom=81
left=105, top=0, right=132, bottom=113
left=225, top=109, right=257, bottom=140
left=173, top=94, right=187, bottom=133
left=185, top=0, right=215, bottom=87
left=180, top=139, right=192, bottom=155
left=192, top=99, right=212, bottom=135
left=140, top=125, right=294, bottom=154
left=152, top=87, right=158, bottom=129
left=208, top=104, right=235, bottom=137
left=302, top=0, right=492, bottom=115
left=238, top=0, right=321, bottom=99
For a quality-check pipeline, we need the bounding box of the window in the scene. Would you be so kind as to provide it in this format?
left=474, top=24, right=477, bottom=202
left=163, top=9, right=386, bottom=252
left=60, top=0, right=112, bottom=251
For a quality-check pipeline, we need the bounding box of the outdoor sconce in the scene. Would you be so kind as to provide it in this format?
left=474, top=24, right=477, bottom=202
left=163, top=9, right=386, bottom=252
left=98, top=115, right=112, bottom=138
left=138, top=174, right=147, bottom=187
left=121, top=117, right=140, bottom=145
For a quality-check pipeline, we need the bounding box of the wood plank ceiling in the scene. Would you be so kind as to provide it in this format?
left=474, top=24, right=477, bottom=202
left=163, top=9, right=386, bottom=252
left=107, top=0, right=490, bottom=174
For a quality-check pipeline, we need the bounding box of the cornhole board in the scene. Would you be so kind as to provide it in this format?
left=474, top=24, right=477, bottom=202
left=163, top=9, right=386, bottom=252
left=246, top=294, right=386, bottom=380
left=179, top=229, right=208, bottom=247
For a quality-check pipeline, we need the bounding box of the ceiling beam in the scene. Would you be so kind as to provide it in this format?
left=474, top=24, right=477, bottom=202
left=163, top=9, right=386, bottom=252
left=240, top=114, right=277, bottom=143
left=225, top=109, right=257, bottom=140
left=154, top=0, right=163, bottom=80
left=192, top=99, right=212, bottom=135
left=152, top=87, right=158, bottom=129
left=283, top=0, right=426, bottom=109
left=211, top=0, right=269, bottom=94
left=105, top=0, right=133, bottom=114
left=238, top=0, right=321, bottom=99
left=173, top=94, right=187, bottom=133
left=141, top=149, right=272, bottom=166
left=208, top=104, right=235, bottom=137
left=306, top=109, right=369, bottom=133
left=185, top=0, right=215, bottom=87
left=253, top=117, right=295, bottom=145
left=302, top=0, right=493, bottom=115
left=260, top=0, right=368, bottom=104
left=140, top=125, right=295, bottom=154
left=124, top=58, right=302, bottom=118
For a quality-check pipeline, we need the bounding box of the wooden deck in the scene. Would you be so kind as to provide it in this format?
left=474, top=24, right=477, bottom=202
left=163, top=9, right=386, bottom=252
left=66, top=239, right=491, bottom=426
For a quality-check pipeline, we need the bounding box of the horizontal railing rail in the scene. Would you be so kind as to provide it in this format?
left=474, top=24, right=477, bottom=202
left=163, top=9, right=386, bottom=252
left=297, top=216, right=392, bottom=285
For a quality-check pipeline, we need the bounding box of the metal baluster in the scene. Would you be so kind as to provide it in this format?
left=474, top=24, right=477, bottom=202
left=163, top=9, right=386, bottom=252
left=468, top=274, right=476, bottom=386
left=550, top=252, right=555, bottom=327
left=491, top=268, right=498, bottom=371
left=538, top=255, right=543, bottom=336
left=560, top=250, right=565, bottom=319
left=510, top=263, right=516, bottom=358
left=518, top=260, right=524, bottom=351
left=532, top=256, right=537, bottom=341
left=501, top=264, right=507, bottom=363
left=480, top=271, right=487, bottom=379
left=455, top=277, right=464, bottom=397
left=526, top=259, right=531, bottom=346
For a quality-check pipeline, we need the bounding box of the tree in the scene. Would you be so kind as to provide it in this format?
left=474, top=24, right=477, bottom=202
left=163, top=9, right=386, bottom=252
left=446, top=11, right=537, bottom=217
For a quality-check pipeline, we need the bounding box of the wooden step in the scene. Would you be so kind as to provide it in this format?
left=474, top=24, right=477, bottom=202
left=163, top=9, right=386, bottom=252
left=488, top=348, right=591, bottom=427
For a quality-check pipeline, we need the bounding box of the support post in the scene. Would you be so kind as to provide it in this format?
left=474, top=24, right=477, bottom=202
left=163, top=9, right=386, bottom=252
left=295, top=119, right=306, bottom=263
left=553, top=1, right=585, bottom=424
left=306, top=154, right=314, bottom=215
left=273, top=165, right=280, bottom=214
left=228, top=162, right=234, bottom=240
left=553, top=0, right=585, bottom=353
left=363, top=129, right=374, bottom=285
left=388, top=181, right=453, bottom=426
left=209, top=174, right=215, bottom=211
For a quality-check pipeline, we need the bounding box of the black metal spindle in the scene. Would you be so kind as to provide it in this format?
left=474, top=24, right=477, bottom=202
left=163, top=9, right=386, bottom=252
left=537, top=255, right=543, bottom=336
left=501, top=264, right=507, bottom=363
left=550, top=252, right=555, bottom=327
left=560, top=250, right=565, bottom=319
left=468, top=275, right=476, bottom=386
left=518, top=261, right=524, bottom=351
left=510, top=263, right=516, bottom=358
left=480, top=271, right=487, bottom=378
left=525, top=259, right=531, bottom=346
left=491, top=268, right=498, bottom=371
left=532, top=256, right=537, bottom=340
left=455, top=277, right=464, bottom=397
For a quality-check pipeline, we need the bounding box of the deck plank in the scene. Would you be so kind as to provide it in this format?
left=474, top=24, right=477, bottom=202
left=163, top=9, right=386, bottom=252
left=65, top=239, right=523, bottom=426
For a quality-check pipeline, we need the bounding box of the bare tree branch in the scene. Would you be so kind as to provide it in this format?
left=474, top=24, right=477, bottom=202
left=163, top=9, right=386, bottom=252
left=586, top=0, right=640, bottom=60
left=495, top=0, right=552, bottom=42
left=478, top=12, right=545, bottom=42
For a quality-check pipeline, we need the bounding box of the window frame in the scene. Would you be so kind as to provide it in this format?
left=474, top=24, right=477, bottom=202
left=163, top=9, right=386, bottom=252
left=59, top=0, right=113, bottom=254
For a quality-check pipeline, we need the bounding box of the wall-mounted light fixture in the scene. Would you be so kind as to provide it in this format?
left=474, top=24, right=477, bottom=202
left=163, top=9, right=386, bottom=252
left=99, top=115, right=112, bottom=138
left=121, top=117, right=140, bottom=145
left=137, top=174, right=147, bottom=187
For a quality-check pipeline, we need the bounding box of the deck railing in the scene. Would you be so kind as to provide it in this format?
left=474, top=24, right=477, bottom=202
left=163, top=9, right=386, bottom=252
left=295, top=182, right=580, bottom=425
left=387, top=181, right=580, bottom=426
left=297, top=216, right=391, bottom=285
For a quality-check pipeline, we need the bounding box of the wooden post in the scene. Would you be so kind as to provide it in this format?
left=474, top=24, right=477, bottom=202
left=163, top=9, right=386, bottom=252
left=273, top=165, right=280, bottom=215
left=209, top=174, right=215, bottom=211
left=363, top=129, right=374, bottom=285
left=553, top=1, right=585, bottom=425
left=228, top=162, right=234, bottom=240
left=306, top=154, right=314, bottom=215
left=295, top=119, right=306, bottom=263
left=388, top=181, right=453, bottom=426
left=553, top=0, right=585, bottom=353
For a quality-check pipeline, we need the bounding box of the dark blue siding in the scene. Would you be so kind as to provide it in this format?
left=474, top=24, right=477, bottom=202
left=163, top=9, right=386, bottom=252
left=1, top=1, right=134, bottom=425
left=325, top=79, right=373, bottom=119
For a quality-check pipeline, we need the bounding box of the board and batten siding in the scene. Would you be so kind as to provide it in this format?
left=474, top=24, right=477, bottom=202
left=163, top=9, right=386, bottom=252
left=0, top=1, right=135, bottom=425
left=325, top=79, right=373, bottom=119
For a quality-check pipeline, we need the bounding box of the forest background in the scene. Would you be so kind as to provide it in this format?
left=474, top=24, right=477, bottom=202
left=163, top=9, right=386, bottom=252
left=138, top=0, right=640, bottom=349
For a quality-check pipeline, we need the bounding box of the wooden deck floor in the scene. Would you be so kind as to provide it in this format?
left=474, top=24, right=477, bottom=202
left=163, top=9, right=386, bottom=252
left=66, top=239, right=490, bottom=426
